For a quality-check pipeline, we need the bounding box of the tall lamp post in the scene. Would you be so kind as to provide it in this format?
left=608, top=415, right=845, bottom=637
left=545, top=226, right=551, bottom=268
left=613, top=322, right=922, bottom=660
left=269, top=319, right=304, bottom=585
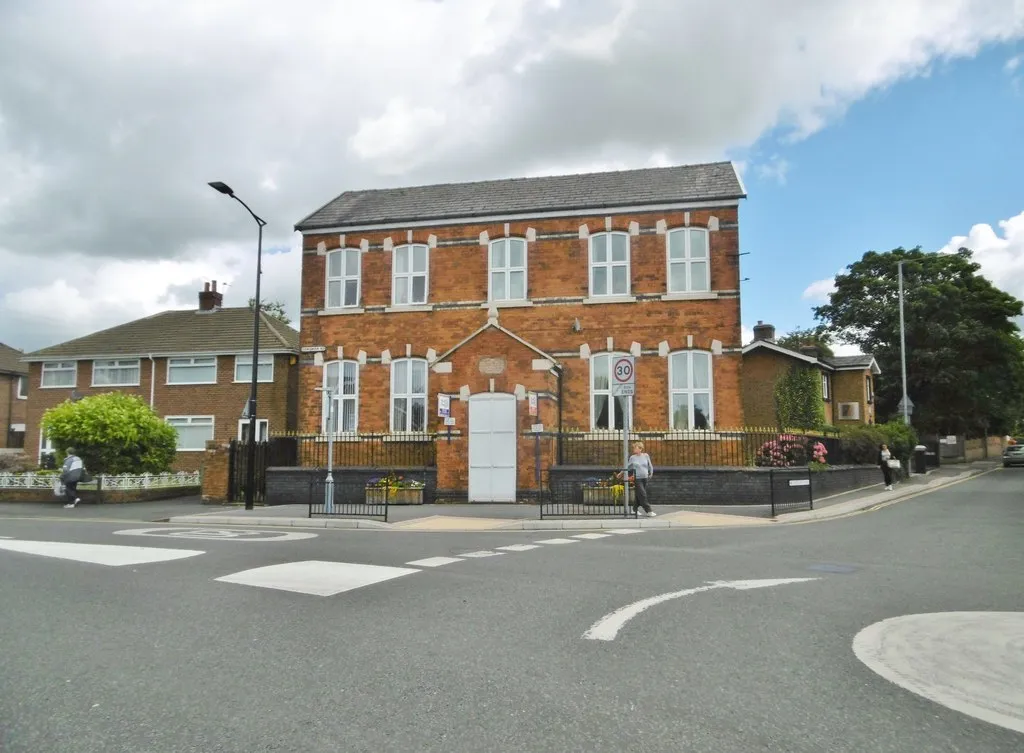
left=897, top=260, right=912, bottom=425
left=209, top=181, right=266, bottom=510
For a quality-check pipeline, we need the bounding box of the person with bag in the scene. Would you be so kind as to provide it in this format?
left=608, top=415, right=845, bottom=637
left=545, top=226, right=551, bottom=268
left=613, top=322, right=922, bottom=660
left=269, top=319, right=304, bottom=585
left=60, top=448, right=87, bottom=509
left=617, top=441, right=656, bottom=517
left=878, top=443, right=897, bottom=491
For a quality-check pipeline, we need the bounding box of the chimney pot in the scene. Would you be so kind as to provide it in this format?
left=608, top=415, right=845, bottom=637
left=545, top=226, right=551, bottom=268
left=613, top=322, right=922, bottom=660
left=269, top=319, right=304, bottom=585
left=752, top=322, right=775, bottom=343
left=212, top=280, right=217, bottom=292
left=204, top=282, right=210, bottom=292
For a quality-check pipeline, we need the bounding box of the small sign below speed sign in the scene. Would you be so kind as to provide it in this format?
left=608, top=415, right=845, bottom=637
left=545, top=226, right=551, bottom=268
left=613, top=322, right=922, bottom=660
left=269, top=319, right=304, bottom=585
left=612, top=355, right=635, bottom=396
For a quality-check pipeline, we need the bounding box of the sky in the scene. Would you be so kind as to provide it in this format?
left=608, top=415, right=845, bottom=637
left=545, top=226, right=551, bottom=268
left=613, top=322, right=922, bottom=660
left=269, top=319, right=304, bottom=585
left=0, top=0, right=1022, bottom=356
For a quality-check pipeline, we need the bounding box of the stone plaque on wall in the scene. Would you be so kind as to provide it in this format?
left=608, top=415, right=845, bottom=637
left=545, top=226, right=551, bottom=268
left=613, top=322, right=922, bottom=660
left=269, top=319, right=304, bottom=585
left=478, top=356, right=506, bottom=375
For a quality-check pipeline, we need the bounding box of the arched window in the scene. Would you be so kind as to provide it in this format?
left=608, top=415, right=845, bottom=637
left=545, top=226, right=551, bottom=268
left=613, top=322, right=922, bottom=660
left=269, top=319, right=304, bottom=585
left=391, top=358, right=428, bottom=432
left=668, top=351, right=713, bottom=430
left=323, top=360, right=359, bottom=433
left=488, top=237, right=527, bottom=301
left=392, top=244, right=429, bottom=305
left=666, top=227, right=709, bottom=293
left=590, top=352, right=630, bottom=430
left=589, top=232, right=630, bottom=297
left=326, top=248, right=361, bottom=308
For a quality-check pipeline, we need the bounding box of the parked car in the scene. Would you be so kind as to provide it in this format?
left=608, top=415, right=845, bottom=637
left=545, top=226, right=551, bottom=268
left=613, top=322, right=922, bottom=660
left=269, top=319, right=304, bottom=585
left=1002, top=443, right=1024, bottom=467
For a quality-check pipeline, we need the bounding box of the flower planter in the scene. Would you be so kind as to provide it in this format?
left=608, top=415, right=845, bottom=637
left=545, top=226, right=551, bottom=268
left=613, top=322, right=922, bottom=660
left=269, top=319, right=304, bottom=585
left=581, top=487, right=634, bottom=506
left=365, top=488, right=424, bottom=505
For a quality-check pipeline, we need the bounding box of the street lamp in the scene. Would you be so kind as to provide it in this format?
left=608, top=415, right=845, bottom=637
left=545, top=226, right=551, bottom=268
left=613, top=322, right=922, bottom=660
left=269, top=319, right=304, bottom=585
left=897, top=260, right=912, bottom=425
left=208, top=181, right=266, bottom=511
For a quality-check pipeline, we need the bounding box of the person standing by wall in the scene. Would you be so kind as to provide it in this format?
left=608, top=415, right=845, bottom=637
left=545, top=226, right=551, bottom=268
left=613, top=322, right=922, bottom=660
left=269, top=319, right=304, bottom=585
left=60, top=448, right=85, bottom=509
left=878, top=443, right=895, bottom=491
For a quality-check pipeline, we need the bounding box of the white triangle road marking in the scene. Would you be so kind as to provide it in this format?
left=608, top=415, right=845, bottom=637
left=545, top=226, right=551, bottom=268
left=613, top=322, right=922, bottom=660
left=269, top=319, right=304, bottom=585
left=0, top=538, right=204, bottom=567
left=215, top=560, right=419, bottom=596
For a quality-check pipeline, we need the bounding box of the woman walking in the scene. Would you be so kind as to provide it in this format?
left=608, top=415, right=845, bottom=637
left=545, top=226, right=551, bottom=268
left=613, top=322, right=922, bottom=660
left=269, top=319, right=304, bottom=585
left=620, top=441, right=656, bottom=517
left=878, top=443, right=895, bottom=491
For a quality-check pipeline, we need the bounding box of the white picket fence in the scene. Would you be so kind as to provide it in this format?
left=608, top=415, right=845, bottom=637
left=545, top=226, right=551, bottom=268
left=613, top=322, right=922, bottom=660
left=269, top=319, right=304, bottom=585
left=0, top=471, right=201, bottom=491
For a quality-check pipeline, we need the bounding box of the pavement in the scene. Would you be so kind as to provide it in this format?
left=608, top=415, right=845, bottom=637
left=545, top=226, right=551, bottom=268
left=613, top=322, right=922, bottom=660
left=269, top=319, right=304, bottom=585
left=0, top=467, right=1021, bottom=751
left=160, top=461, right=999, bottom=531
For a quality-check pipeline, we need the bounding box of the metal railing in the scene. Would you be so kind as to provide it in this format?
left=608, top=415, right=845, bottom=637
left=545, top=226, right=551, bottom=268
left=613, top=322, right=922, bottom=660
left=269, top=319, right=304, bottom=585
left=267, top=433, right=437, bottom=468
left=539, top=475, right=642, bottom=519
left=308, top=477, right=391, bottom=522
left=768, top=468, right=814, bottom=516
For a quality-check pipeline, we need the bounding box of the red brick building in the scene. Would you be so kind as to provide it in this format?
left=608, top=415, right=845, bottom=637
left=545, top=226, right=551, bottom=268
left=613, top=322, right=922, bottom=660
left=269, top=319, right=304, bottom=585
left=20, top=283, right=300, bottom=471
left=295, top=162, right=747, bottom=500
left=0, top=343, right=28, bottom=450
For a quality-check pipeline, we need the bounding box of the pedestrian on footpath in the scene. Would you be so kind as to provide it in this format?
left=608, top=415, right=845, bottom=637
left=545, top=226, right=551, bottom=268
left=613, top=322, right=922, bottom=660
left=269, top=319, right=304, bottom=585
left=878, top=443, right=895, bottom=491
left=60, top=448, right=86, bottom=509
left=619, top=441, right=656, bottom=517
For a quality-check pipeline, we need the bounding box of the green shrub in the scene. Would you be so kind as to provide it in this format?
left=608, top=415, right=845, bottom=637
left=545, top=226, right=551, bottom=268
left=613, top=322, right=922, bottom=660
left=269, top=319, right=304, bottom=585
left=878, top=420, right=919, bottom=464
left=40, top=393, right=178, bottom=475
left=839, top=424, right=888, bottom=464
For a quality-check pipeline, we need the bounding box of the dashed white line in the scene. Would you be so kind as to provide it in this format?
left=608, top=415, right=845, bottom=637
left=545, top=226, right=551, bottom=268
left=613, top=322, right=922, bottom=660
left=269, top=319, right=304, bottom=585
left=458, top=550, right=503, bottom=558
left=406, top=556, right=464, bottom=568
left=573, top=533, right=612, bottom=540
left=496, top=544, right=541, bottom=552
left=535, top=538, right=579, bottom=545
left=606, top=529, right=644, bottom=535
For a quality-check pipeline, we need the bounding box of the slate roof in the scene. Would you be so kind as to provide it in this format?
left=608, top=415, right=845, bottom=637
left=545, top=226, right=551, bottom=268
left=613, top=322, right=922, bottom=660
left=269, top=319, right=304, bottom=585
left=296, top=161, right=746, bottom=231
left=742, top=340, right=879, bottom=372
left=22, top=308, right=300, bottom=361
left=0, top=343, right=27, bottom=375
left=821, top=354, right=876, bottom=369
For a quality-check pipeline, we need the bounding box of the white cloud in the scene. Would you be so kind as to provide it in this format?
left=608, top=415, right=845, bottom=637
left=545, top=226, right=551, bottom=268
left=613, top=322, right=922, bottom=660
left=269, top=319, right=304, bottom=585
left=1, top=0, right=1022, bottom=349
left=936, top=210, right=1024, bottom=302
left=802, top=277, right=839, bottom=302
left=757, top=156, right=790, bottom=186
left=741, top=325, right=755, bottom=345
left=1007, top=54, right=1022, bottom=72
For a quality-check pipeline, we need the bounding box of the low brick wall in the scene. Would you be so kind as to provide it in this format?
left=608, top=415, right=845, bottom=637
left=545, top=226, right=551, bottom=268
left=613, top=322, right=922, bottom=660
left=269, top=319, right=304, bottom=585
left=549, top=464, right=882, bottom=506
left=266, top=467, right=438, bottom=506
left=0, top=485, right=200, bottom=504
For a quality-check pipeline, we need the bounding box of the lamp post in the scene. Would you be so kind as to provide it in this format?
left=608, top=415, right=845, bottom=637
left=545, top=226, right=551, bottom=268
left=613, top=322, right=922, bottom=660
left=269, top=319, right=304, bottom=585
left=314, top=385, right=336, bottom=514
left=897, top=260, right=911, bottom=426
left=209, top=181, right=266, bottom=510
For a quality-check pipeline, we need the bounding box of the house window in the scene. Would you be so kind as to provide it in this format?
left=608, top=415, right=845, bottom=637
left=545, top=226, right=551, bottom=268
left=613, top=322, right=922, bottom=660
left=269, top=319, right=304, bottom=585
left=666, top=228, right=710, bottom=293
left=391, top=358, right=427, bottom=432
left=489, top=238, right=527, bottom=301
left=234, top=354, right=274, bottom=383
left=323, top=360, right=359, bottom=433
left=16, top=376, right=27, bottom=399
left=167, top=357, right=217, bottom=385
left=41, top=361, right=76, bottom=389
left=838, top=402, right=860, bottom=421
left=92, top=359, right=141, bottom=387
left=237, top=418, right=269, bottom=443
left=165, top=416, right=215, bottom=451
left=669, top=351, right=713, bottom=430
left=392, top=244, right=429, bottom=306
left=821, top=372, right=831, bottom=401
left=589, top=232, right=630, bottom=297
left=590, top=353, right=629, bottom=430
left=865, top=375, right=874, bottom=403
left=326, top=248, right=361, bottom=308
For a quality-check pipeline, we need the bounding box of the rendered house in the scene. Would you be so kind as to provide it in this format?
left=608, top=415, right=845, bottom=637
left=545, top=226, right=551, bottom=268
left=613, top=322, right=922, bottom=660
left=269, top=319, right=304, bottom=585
left=295, top=161, right=747, bottom=501
left=20, top=283, right=300, bottom=470
left=0, top=343, right=28, bottom=450
left=741, top=321, right=880, bottom=427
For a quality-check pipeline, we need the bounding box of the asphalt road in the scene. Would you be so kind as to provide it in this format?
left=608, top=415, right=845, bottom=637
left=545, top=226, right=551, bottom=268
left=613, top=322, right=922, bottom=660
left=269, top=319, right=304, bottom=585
left=0, top=469, right=1021, bottom=752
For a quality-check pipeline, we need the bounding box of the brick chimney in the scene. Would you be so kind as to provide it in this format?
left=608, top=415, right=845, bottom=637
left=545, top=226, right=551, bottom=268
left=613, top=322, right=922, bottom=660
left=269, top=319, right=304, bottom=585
left=198, top=280, right=223, bottom=311
left=752, top=320, right=775, bottom=343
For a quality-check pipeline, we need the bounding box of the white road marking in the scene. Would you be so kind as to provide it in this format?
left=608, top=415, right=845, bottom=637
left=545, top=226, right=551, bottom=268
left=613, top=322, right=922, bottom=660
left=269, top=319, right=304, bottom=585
left=215, top=560, right=418, bottom=596
left=496, top=544, right=541, bottom=552
left=406, top=556, right=464, bottom=568
left=535, top=538, right=579, bottom=545
left=114, top=527, right=318, bottom=542
left=0, top=538, right=204, bottom=567
left=572, top=533, right=612, bottom=540
left=853, top=612, right=1024, bottom=734
left=606, top=529, right=644, bottom=535
left=458, top=550, right=503, bottom=558
left=583, top=578, right=818, bottom=641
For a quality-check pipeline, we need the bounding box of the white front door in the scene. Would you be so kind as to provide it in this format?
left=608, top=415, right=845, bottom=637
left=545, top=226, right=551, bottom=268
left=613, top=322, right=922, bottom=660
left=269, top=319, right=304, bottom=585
left=468, top=393, right=517, bottom=502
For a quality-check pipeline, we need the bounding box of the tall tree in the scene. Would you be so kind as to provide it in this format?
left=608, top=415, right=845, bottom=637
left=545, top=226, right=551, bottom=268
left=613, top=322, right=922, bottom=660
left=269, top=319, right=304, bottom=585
left=814, top=247, right=1024, bottom=435
left=249, top=298, right=291, bottom=326
left=776, top=326, right=835, bottom=357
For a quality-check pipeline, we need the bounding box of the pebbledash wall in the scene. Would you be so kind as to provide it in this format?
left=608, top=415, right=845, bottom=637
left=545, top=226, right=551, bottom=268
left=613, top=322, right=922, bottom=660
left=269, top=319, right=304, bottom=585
left=296, top=207, right=744, bottom=499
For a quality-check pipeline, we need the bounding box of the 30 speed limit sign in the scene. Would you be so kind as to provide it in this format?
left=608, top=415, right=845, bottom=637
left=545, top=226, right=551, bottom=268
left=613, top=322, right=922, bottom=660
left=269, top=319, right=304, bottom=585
left=612, top=355, right=635, bottom=396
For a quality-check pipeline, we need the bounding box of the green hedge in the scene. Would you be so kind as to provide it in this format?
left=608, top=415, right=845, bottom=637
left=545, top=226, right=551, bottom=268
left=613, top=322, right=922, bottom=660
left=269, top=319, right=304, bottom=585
left=840, top=421, right=918, bottom=465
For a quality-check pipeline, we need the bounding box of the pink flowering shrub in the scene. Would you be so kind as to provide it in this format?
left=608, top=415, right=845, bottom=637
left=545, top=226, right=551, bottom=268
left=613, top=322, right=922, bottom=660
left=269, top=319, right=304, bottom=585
left=754, top=434, right=829, bottom=467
